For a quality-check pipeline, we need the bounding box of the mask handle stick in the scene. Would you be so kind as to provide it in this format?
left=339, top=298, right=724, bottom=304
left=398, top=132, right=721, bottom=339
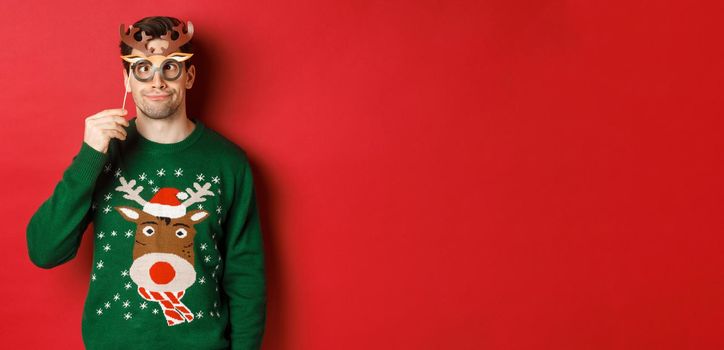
left=122, top=73, right=130, bottom=112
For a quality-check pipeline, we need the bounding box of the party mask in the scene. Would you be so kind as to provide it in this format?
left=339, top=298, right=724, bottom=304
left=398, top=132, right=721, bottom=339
left=119, top=21, right=194, bottom=82
left=118, top=20, right=194, bottom=110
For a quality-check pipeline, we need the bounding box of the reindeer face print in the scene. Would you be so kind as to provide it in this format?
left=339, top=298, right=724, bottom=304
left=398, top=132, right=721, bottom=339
left=112, top=176, right=214, bottom=326
left=115, top=206, right=208, bottom=263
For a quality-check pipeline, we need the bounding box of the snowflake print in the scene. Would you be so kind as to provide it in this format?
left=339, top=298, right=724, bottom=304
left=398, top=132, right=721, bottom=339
left=114, top=168, right=122, bottom=178
left=121, top=270, right=129, bottom=277
left=200, top=243, right=207, bottom=251
left=96, top=308, right=104, bottom=315
left=124, top=282, right=132, bottom=290
left=124, top=312, right=133, bottom=320
left=152, top=309, right=159, bottom=315
left=216, top=206, right=222, bottom=214
left=103, top=205, right=111, bottom=214
left=217, top=188, right=221, bottom=195
left=157, top=168, right=166, bottom=177
left=104, top=163, right=112, bottom=173
left=125, top=230, right=133, bottom=238
left=204, top=256, right=212, bottom=263
left=104, top=302, right=111, bottom=309
left=152, top=186, right=160, bottom=193
left=139, top=172, right=147, bottom=181
left=140, top=302, right=148, bottom=310
left=110, top=230, right=117, bottom=237
left=199, top=276, right=206, bottom=284
left=103, top=244, right=111, bottom=252
left=97, top=232, right=105, bottom=239
left=91, top=274, right=96, bottom=281
left=174, top=168, right=183, bottom=177
left=104, top=193, right=112, bottom=201
left=96, top=260, right=104, bottom=269
left=197, top=204, right=204, bottom=210
left=123, top=300, right=130, bottom=308
left=148, top=179, right=154, bottom=185
left=113, top=293, right=121, bottom=301
left=92, top=202, right=97, bottom=210
left=196, top=311, right=204, bottom=319
left=196, top=173, right=205, bottom=181
left=211, top=176, right=220, bottom=184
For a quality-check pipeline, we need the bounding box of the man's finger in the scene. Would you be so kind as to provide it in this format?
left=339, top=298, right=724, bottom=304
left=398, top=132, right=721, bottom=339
left=92, top=115, right=130, bottom=127
left=89, top=109, right=128, bottom=120
left=102, top=125, right=128, bottom=138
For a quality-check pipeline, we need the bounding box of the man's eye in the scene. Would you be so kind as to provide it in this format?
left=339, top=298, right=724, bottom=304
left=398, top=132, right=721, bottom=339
left=164, top=63, right=178, bottom=71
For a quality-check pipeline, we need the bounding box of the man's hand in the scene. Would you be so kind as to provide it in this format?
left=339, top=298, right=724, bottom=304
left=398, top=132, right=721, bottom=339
left=84, top=109, right=130, bottom=154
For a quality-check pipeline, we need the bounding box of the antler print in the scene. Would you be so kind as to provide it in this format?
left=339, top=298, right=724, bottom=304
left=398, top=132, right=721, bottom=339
left=181, top=182, right=215, bottom=208
left=115, top=176, right=148, bottom=206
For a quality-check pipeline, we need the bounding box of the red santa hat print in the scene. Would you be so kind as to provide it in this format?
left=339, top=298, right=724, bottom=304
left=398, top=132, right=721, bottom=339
left=142, top=188, right=189, bottom=219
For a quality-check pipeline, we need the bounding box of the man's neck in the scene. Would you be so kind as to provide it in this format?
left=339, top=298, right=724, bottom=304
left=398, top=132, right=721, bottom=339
left=135, top=111, right=196, bottom=144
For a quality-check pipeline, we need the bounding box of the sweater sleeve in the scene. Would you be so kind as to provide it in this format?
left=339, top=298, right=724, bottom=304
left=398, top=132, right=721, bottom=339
left=222, top=157, right=268, bottom=350
left=26, top=141, right=108, bottom=269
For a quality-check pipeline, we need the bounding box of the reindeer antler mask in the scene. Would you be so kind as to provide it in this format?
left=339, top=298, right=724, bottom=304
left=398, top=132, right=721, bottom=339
left=119, top=21, right=194, bottom=62
left=118, top=20, right=195, bottom=108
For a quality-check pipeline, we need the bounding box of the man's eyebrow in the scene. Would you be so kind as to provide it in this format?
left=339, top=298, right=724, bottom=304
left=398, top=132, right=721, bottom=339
left=173, top=223, right=190, bottom=228
left=141, top=221, right=157, bottom=225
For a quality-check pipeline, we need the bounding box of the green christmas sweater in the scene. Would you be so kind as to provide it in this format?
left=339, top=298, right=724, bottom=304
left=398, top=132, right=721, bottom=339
left=26, top=117, right=267, bottom=349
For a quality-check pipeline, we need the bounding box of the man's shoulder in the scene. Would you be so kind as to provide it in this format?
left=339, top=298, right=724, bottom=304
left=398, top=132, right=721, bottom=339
left=197, top=122, right=250, bottom=165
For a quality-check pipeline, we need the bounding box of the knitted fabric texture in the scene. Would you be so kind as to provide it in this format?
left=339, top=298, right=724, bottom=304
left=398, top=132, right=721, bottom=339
left=27, top=117, right=267, bottom=349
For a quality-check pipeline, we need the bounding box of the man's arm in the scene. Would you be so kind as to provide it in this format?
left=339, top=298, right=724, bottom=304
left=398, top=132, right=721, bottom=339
left=222, top=157, right=268, bottom=349
left=26, top=141, right=108, bottom=269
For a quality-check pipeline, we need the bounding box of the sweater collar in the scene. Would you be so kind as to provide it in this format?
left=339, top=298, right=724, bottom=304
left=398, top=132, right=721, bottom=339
left=127, top=116, right=205, bottom=154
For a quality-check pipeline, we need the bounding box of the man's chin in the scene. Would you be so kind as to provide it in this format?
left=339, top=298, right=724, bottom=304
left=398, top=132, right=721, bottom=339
left=140, top=110, right=172, bottom=120
left=139, top=104, right=178, bottom=120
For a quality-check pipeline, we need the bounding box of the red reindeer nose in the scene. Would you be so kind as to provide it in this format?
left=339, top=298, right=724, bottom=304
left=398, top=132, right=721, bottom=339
left=149, top=261, right=176, bottom=284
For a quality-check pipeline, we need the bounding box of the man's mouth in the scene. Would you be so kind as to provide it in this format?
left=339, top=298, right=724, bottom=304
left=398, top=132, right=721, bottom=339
left=145, top=94, right=171, bottom=101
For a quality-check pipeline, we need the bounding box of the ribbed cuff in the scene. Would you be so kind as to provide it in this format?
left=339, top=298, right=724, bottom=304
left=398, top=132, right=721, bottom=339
left=67, top=141, right=109, bottom=184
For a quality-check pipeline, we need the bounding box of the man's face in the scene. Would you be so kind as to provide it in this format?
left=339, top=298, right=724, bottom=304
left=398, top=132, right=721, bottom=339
left=124, top=39, right=196, bottom=120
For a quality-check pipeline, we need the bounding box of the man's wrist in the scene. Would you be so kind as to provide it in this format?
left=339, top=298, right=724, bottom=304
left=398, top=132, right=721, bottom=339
left=68, top=141, right=110, bottom=184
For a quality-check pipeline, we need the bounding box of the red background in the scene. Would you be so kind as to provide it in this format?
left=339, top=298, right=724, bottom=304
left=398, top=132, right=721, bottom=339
left=2, top=0, right=723, bottom=349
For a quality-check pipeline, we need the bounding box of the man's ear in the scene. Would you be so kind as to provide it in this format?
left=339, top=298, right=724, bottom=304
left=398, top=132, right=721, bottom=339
left=185, top=64, right=195, bottom=89
left=123, top=69, right=131, bottom=92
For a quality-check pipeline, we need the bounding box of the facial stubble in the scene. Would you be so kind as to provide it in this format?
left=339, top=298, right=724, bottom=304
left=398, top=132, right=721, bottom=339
left=137, top=91, right=182, bottom=120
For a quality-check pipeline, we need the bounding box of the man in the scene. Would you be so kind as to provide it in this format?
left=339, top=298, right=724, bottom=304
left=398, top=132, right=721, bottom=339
left=26, top=16, right=267, bottom=349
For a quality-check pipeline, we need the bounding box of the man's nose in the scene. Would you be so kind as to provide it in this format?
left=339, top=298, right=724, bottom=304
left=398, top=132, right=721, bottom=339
left=151, top=69, right=167, bottom=88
